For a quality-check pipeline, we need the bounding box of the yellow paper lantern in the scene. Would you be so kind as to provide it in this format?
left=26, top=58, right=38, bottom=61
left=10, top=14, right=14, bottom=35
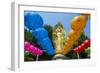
left=62, top=43, right=71, bottom=55
left=71, top=15, right=86, bottom=31
left=68, top=30, right=82, bottom=42
left=66, top=37, right=74, bottom=47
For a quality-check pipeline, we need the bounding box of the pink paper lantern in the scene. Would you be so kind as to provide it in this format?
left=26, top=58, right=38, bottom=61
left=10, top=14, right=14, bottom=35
left=24, top=41, right=43, bottom=55
left=24, top=41, right=30, bottom=51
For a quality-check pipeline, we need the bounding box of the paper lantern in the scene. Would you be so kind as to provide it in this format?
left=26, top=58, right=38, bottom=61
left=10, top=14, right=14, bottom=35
left=33, top=28, right=48, bottom=40
left=84, top=39, right=90, bottom=47
left=71, top=15, right=86, bottom=31
left=24, top=41, right=31, bottom=51
left=68, top=30, right=81, bottom=42
left=66, top=37, right=74, bottom=47
left=74, top=39, right=90, bottom=54
left=62, top=43, right=71, bottom=55
left=24, top=12, right=43, bottom=30
left=24, top=41, right=43, bottom=56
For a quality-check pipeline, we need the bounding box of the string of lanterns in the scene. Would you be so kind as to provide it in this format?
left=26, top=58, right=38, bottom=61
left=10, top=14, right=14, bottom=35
left=24, top=41, right=43, bottom=56
left=73, top=39, right=90, bottom=54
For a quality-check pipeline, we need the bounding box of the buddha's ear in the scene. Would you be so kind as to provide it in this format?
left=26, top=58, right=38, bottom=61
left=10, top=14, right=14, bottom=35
left=81, top=13, right=90, bottom=21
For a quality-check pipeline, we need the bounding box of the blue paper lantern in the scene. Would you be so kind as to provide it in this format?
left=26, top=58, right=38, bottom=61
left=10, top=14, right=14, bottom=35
left=24, top=12, right=54, bottom=55
left=33, top=28, right=48, bottom=40
left=24, top=12, right=43, bottom=30
left=39, top=38, right=55, bottom=55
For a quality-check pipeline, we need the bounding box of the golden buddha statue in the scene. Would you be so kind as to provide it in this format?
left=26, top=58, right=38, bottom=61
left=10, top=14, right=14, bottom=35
left=52, top=22, right=66, bottom=60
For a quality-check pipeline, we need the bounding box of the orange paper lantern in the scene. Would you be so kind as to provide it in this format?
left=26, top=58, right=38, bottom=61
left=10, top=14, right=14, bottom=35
left=71, top=15, right=86, bottom=31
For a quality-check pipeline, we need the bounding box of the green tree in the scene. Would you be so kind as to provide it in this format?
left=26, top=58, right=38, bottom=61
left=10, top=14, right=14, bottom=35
left=78, top=32, right=88, bottom=45
left=24, top=51, right=36, bottom=61
left=24, top=29, right=37, bottom=44
left=43, top=24, right=53, bottom=40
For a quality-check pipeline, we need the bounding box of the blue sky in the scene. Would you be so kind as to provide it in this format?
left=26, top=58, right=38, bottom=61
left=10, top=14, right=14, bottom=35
left=24, top=11, right=90, bottom=38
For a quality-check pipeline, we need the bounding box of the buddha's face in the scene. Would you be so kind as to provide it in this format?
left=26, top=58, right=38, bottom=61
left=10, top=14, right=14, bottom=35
left=71, top=15, right=86, bottom=31
left=56, top=27, right=62, bottom=32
